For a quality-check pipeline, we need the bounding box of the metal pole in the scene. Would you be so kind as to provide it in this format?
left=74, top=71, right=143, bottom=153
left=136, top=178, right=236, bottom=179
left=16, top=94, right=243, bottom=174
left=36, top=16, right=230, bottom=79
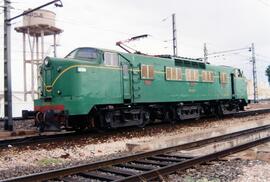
left=41, top=30, right=44, bottom=59
left=3, top=0, right=13, bottom=131
left=36, top=35, right=39, bottom=61
left=53, top=34, right=57, bottom=57
left=31, top=35, right=35, bottom=100
left=36, top=35, right=40, bottom=97
left=23, top=32, right=27, bottom=101
left=172, top=13, right=177, bottom=57
left=27, top=30, right=35, bottom=100
left=204, top=43, right=208, bottom=63
left=251, top=43, right=258, bottom=103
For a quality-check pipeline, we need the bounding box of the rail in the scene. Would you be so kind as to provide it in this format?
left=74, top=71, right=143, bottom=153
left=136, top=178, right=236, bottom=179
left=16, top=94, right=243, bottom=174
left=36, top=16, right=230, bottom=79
left=0, top=108, right=270, bottom=149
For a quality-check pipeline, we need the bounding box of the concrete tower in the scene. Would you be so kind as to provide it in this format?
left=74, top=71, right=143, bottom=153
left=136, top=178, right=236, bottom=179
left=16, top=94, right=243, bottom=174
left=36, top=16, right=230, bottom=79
left=15, top=9, right=63, bottom=101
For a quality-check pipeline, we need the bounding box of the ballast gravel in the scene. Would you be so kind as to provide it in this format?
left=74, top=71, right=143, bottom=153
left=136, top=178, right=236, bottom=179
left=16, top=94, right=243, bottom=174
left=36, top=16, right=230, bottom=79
left=0, top=119, right=35, bottom=131
left=168, top=159, right=270, bottom=182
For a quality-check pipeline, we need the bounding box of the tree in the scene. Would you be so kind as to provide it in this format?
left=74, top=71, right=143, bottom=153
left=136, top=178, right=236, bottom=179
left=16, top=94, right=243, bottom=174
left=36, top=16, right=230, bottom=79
left=266, top=65, right=270, bottom=85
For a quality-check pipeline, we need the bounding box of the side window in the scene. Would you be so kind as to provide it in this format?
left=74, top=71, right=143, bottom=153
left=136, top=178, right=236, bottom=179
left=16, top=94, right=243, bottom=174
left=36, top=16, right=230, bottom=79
left=202, top=71, right=214, bottom=82
left=104, top=52, right=119, bottom=66
left=202, top=71, right=207, bottom=81
left=186, top=69, right=199, bottom=81
left=122, top=64, right=129, bottom=76
left=166, top=67, right=182, bottom=81
left=209, top=72, right=214, bottom=81
left=235, top=69, right=242, bottom=77
left=238, top=69, right=242, bottom=77
left=65, top=49, right=77, bottom=59
left=220, top=72, right=228, bottom=83
left=141, top=64, right=154, bottom=80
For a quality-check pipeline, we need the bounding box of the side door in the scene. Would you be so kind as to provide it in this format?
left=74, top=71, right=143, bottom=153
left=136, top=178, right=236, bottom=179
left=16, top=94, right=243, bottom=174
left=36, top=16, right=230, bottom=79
left=231, top=73, right=235, bottom=99
left=121, top=60, right=132, bottom=102
left=234, top=69, right=247, bottom=99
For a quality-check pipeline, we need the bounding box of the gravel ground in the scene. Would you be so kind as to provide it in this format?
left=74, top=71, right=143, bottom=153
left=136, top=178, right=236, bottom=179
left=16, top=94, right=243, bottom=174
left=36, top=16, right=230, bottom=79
left=0, top=119, right=35, bottom=131
left=246, top=101, right=270, bottom=110
left=232, top=160, right=270, bottom=182
left=0, top=151, right=133, bottom=180
left=167, top=159, right=270, bottom=182
left=0, top=112, right=269, bottom=180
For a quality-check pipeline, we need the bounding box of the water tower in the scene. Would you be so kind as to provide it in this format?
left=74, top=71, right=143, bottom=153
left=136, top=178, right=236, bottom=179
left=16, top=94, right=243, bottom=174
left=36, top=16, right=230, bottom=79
left=15, top=9, right=63, bottom=101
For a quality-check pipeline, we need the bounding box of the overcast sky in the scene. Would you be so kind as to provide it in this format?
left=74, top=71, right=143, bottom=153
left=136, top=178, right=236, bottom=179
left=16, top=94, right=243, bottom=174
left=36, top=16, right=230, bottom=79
left=1, top=0, right=270, bottom=94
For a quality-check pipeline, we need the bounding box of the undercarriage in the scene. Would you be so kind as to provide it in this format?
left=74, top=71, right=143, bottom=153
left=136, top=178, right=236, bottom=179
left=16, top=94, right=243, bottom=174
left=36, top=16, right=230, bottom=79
left=62, top=99, right=247, bottom=132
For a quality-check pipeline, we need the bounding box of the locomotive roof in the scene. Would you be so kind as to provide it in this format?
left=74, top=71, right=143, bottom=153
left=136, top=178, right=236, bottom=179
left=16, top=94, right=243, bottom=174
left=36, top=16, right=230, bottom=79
left=96, top=47, right=205, bottom=64
left=75, top=47, right=202, bottom=61
left=72, top=47, right=236, bottom=70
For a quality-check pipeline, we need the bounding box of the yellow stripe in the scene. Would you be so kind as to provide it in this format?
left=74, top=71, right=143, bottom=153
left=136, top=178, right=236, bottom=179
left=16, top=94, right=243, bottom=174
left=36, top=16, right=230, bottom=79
left=49, top=64, right=121, bottom=88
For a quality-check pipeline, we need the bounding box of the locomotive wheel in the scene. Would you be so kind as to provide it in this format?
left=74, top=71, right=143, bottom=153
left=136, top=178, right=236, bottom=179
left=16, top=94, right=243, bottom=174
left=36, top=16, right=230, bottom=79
left=138, top=110, right=150, bottom=128
left=69, top=115, right=89, bottom=132
left=35, top=112, right=44, bottom=132
left=164, top=108, right=176, bottom=124
left=170, top=107, right=178, bottom=124
left=215, top=104, right=224, bottom=118
left=35, top=112, right=43, bottom=126
left=163, top=111, right=170, bottom=123
left=168, top=111, right=176, bottom=124
left=74, top=123, right=87, bottom=132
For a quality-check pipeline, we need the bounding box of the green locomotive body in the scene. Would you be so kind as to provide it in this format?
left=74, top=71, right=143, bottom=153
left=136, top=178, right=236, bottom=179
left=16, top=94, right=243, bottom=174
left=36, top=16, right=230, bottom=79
left=34, top=47, right=248, bottom=130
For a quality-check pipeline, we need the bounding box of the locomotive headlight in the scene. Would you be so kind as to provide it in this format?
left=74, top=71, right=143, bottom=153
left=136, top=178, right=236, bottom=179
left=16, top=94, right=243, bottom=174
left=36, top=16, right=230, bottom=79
left=57, top=66, right=62, bottom=72
left=44, top=57, right=50, bottom=66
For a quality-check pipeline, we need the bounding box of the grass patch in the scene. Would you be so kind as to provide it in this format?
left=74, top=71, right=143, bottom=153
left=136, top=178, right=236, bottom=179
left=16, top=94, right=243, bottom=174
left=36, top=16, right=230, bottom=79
left=37, top=157, right=63, bottom=166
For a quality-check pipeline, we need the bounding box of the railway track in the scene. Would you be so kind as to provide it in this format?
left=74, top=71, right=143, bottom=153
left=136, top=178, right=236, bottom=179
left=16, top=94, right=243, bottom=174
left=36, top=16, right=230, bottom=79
left=0, top=116, right=34, bottom=122
left=2, top=124, right=270, bottom=182
left=0, top=108, right=267, bottom=122
left=0, top=108, right=270, bottom=149
left=0, top=131, right=76, bottom=149
left=229, top=108, right=270, bottom=117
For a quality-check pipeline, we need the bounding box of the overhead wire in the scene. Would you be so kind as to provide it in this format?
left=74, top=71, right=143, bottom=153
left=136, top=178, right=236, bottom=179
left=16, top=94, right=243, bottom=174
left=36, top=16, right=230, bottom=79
left=257, top=0, right=270, bottom=7
left=256, top=53, right=270, bottom=60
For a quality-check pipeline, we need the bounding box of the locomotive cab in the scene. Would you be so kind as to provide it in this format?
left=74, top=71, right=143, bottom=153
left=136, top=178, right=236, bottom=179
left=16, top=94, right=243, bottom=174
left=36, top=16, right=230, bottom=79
left=34, top=47, right=121, bottom=131
left=35, top=47, right=103, bottom=131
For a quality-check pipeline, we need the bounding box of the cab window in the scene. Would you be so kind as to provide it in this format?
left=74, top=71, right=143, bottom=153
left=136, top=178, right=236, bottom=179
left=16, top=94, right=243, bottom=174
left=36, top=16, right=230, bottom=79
left=104, top=52, right=119, bottom=66
left=65, top=48, right=98, bottom=61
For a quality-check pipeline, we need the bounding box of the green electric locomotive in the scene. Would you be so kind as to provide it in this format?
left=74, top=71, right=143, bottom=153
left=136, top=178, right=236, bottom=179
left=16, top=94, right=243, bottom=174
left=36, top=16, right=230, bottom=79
left=34, top=47, right=248, bottom=131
